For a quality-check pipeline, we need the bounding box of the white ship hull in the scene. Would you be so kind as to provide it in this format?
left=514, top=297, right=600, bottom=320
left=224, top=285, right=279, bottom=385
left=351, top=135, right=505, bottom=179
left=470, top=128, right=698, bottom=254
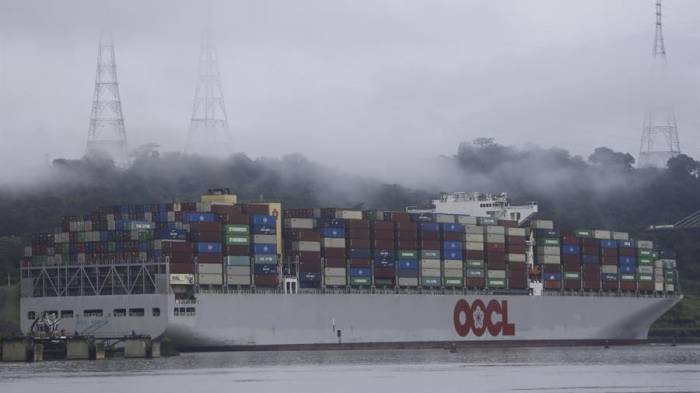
left=21, top=293, right=680, bottom=350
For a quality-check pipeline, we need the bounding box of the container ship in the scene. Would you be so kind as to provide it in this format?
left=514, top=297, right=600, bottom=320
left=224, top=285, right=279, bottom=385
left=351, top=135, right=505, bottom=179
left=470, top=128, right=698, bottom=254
left=19, top=190, right=681, bottom=350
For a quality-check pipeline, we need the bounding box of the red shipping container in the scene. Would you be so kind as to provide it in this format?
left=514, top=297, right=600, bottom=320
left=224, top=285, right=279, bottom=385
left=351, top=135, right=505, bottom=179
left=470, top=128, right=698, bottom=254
left=602, top=281, right=619, bottom=291
left=211, top=204, right=242, bottom=216
left=169, top=262, right=195, bottom=274
left=346, top=229, right=370, bottom=239
left=395, top=221, right=418, bottom=231
left=544, top=281, right=561, bottom=290
left=181, top=202, right=197, bottom=211
left=441, top=232, right=462, bottom=242
left=419, top=232, right=440, bottom=241
left=372, top=230, right=395, bottom=240
left=466, top=250, right=485, bottom=259
left=582, top=246, right=599, bottom=255
left=560, top=236, right=579, bottom=245
left=299, top=259, right=322, bottom=271
left=466, top=277, right=486, bottom=289
left=190, top=222, right=222, bottom=232
left=486, top=251, right=505, bottom=261
left=583, top=280, right=601, bottom=290
left=506, top=244, right=526, bottom=254
left=420, top=240, right=441, bottom=250
left=499, top=220, right=517, bottom=228
left=374, top=267, right=396, bottom=278
left=222, top=214, right=250, bottom=225
left=162, top=242, right=193, bottom=253
left=601, top=256, right=617, bottom=265
left=384, top=212, right=411, bottom=222
left=620, top=281, right=636, bottom=292
left=322, top=248, right=346, bottom=258
left=285, top=230, right=320, bottom=241
left=347, top=238, right=370, bottom=248
left=507, top=236, right=526, bottom=246
left=324, top=257, right=346, bottom=268
left=190, top=231, right=223, bottom=242
left=294, top=251, right=321, bottom=261
left=543, top=264, right=561, bottom=273
left=348, top=258, right=371, bottom=267
left=197, top=254, right=223, bottom=264
left=618, top=248, right=636, bottom=257
left=486, top=243, right=506, bottom=253
left=396, top=231, right=418, bottom=241
left=225, top=245, right=250, bottom=256
left=254, top=276, right=279, bottom=286
left=581, top=238, right=598, bottom=247
left=345, top=219, right=370, bottom=229
left=396, top=240, right=417, bottom=249
left=508, top=262, right=527, bottom=271
left=638, top=282, right=654, bottom=292
left=561, top=255, right=581, bottom=264
left=562, top=261, right=581, bottom=271
left=372, top=239, right=395, bottom=249
left=243, top=204, right=270, bottom=214
left=564, top=280, right=581, bottom=290
left=600, top=249, right=618, bottom=257
left=372, top=221, right=394, bottom=230
left=487, top=259, right=506, bottom=269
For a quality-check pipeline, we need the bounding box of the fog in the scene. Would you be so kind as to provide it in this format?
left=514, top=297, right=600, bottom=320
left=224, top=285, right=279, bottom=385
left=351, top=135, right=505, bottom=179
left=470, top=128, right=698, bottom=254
left=1, top=0, right=700, bottom=184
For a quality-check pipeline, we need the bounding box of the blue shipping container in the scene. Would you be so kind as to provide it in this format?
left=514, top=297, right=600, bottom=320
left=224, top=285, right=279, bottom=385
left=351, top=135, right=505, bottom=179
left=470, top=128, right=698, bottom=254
left=373, top=249, right=395, bottom=259
left=441, top=223, right=465, bottom=233
left=196, top=242, right=222, bottom=254
left=251, top=243, right=277, bottom=255
left=348, top=248, right=371, bottom=259
left=561, top=245, right=580, bottom=255
left=410, top=213, right=434, bottom=223
left=374, top=260, right=396, bottom=268
left=398, top=259, right=418, bottom=269
left=618, top=256, right=636, bottom=265
left=350, top=268, right=370, bottom=277
left=419, top=223, right=440, bottom=232
left=398, top=269, right=418, bottom=277
left=184, top=212, right=216, bottom=223
left=251, top=224, right=276, bottom=235
left=251, top=215, right=276, bottom=226
left=619, top=240, right=636, bottom=249
left=600, top=240, right=618, bottom=249
left=299, top=272, right=321, bottom=281
left=544, top=273, right=561, bottom=281
left=442, top=241, right=461, bottom=251
left=442, top=250, right=463, bottom=260
left=317, top=219, right=344, bottom=228
left=254, top=263, right=278, bottom=275
left=157, top=229, right=187, bottom=241
left=320, top=227, right=345, bottom=238
left=619, top=264, right=636, bottom=274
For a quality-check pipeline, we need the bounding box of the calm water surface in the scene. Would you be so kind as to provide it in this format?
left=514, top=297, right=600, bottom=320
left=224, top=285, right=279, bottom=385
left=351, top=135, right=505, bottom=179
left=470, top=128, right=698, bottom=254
left=1, top=344, right=699, bottom=393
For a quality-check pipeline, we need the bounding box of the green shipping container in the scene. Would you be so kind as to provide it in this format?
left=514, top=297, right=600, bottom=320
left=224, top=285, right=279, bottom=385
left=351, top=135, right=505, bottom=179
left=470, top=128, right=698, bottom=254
left=466, top=269, right=484, bottom=278
left=225, top=225, right=249, bottom=234
left=574, top=229, right=593, bottom=238
left=421, top=250, right=440, bottom=259
left=225, top=256, right=251, bottom=266
left=651, top=251, right=659, bottom=259
left=638, top=249, right=652, bottom=258
left=638, top=257, right=653, bottom=265
left=421, top=277, right=441, bottom=287
left=564, top=272, right=580, bottom=280
left=374, top=278, right=394, bottom=286
left=399, top=250, right=418, bottom=258
left=466, top=260, right=485, bottom=268
left=445, top=277, right=464, bottom=286
left=638, top=274, right=653, bottom=282
left=537, top=238, right=560, bottom=246
left=487, top=279, right=506, bottom=288
left=225, top=235, right=249, bottom=245
left=350, top=277, right=371, bottom=285
left=664, top=270, right=674, bottom=278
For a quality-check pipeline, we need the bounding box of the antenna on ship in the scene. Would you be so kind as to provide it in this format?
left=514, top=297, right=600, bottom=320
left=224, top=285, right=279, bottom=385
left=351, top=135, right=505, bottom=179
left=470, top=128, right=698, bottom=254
left=186, top=30, right=231, bottom=155
left=85, top=31, right=129, bottom=166
left=638, top=0, right=681, bottom=167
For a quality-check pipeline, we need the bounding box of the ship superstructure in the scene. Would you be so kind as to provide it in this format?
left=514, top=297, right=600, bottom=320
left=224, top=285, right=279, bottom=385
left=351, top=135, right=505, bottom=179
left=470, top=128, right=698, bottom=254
left=406, top=192, right=538, bottom=225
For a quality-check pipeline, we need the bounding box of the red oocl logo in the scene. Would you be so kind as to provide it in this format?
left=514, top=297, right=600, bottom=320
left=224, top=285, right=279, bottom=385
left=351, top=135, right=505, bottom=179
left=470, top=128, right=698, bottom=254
left=453, top=299, right=515, bottom=337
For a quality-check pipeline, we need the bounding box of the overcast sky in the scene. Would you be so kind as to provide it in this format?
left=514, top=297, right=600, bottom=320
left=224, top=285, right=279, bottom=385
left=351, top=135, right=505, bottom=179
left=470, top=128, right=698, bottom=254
left=1, top=0, right=700, bottom=180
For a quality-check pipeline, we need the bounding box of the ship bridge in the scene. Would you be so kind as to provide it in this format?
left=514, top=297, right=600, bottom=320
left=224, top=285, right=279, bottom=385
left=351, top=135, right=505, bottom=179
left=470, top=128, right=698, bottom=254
left=406, top=192, right=538, bottom=225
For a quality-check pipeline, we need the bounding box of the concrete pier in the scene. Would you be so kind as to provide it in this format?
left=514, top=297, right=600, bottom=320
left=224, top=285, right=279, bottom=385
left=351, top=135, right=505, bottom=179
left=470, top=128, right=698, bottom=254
left=66, top=338, right=91, bottom=360
left=1, top=338, right=30, bottom=362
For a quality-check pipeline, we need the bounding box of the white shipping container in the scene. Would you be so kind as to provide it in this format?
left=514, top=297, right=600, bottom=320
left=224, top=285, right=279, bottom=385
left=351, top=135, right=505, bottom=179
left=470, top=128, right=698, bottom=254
left=465, top=233, right=484, bottom=242
left=398, top=277, right=419, bottom=286
left=602, top=265, right=618, bottom=274
left=198, top=263, right=223, bottom=274
left=442, top=260, right=462, bottom=269
left=443, top=268, right=463, bottom=277
left=284, top=218, right=314, bottom=229
left=434, top=214, right=456, bottom=223
left=541, top=255, right=561, bottom=264
left=321, top=238, right=346, bottom=248
left=637, top=240, right=654, bottom=249
left=506, top=227, right=527, bottom=236
left=293, top=241, right=321, bottom=252
left=465, top=241, right=484, bottom=251
left=336, top=210, right=363, bottom=220
left=226, top=266, right=250, bottom=276
left=456, top=216, right=478, bottom=225
left=465, top=225, right=483, bottom=234
left=654, top=282, right=665, bottom=292
left=253, top=234, right=276, bottom=244
left=485, top=234, right=506, bottom=244
left=484, top=225, right=505, bottom=235
left=665, top=284, right=675, bottom=292
left=170, top=274, right=194, bottom=285
left=530, top=220, right=554, bottom=230
left=506, top=253, right=526, bottom=262
left=324, top=267, right=346, bottom=276
left=540, top=246, right=560, bottom=256
left=612, top=232, right=629, bottom=240
left=421, top=259, right=441, bottom=269
left=487, top=269, right=506, bottom=279
left=24, top=247, right=32, bottom=257
left=638, top=266, right=654, bottom=274
left=593, top=230, right=611, bottom=240
left=421, top=268, right=441, bottom=277
left=198, top=273, right=222, bottom=285
left=654, top=260, right=664, bottom=268
left=325, top=276, right=347, bottom=286
left=226, top=275, right=251, bottom=285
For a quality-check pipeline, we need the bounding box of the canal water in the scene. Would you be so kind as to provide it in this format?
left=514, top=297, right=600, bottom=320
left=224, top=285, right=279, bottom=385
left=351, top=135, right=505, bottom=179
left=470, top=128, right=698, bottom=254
left=1, top=344, right=699, bottom=392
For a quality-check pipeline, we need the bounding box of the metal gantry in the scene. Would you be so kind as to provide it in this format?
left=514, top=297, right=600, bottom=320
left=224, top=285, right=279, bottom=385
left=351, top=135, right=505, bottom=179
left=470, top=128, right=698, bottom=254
left=639, top=0, right=681, bottom=168
left=85, top=31, right=129, bottom=166
left=186, top=30, right=231, bottom=155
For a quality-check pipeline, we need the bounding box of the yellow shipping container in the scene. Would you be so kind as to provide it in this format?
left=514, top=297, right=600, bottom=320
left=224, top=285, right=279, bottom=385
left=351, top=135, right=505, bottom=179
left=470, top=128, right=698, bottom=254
left=201, top=194, right=238, bottom=206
